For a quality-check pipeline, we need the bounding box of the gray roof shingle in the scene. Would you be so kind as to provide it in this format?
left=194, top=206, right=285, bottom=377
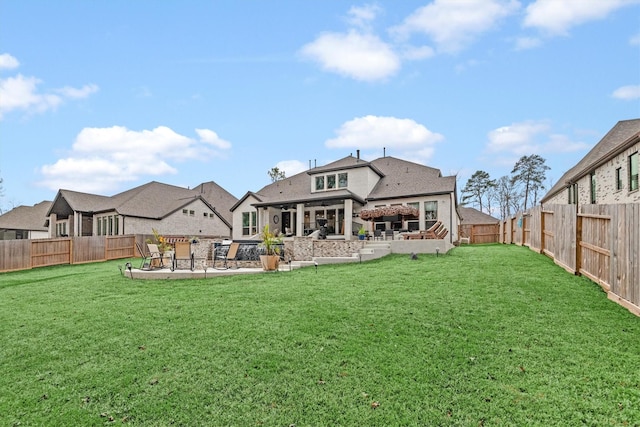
left=241, top=155, right=456, bottom=207
left=0, top=201, right=52, bottom=231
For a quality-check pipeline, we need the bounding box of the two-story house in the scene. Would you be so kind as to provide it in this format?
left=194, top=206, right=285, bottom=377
left=231, top=153, right=460, bottom=242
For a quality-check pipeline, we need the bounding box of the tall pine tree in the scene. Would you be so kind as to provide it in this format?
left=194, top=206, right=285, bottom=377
left=511, top=154, right=550, bottom=210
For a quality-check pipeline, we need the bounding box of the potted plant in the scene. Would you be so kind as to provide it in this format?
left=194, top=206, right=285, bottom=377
left=358, top=226, right=367, bottom=240
left=259, top=224, right=283, bottom=271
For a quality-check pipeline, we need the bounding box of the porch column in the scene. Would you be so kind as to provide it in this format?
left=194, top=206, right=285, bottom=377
left=48, top=213, right=57, bottom=238
left=76, top=212, right=82, bottom=236
left=296, top=203, right=304, bottom=237
left=344, top=199, right=353, bottom=239
left=419, top=201, right=426, bottom=230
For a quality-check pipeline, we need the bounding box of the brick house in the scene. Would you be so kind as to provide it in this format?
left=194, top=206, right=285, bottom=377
left=231, top=153, right=460, bottom=242
left=541, top=119, right=640, bottom=207
left=45, top=181, right=237, bottom=238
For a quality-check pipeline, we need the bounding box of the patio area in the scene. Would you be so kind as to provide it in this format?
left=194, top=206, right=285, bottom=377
left=122, top=260, right=312, bottom=280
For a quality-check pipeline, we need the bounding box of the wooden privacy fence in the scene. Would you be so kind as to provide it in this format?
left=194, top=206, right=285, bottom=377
left=458, top=224, right=500, bottom=244
left=500, top=204, right=640, bottom=316
left=0, top=235, right=136, bottom=272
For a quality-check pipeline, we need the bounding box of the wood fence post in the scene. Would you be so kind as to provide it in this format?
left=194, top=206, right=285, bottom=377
left=575, top=214, right=582, bottom=276
left=540, top=209, right=545, bottom=254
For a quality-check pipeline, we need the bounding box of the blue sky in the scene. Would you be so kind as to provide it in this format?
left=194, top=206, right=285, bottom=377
left=1, top=0, right=639, bottom=210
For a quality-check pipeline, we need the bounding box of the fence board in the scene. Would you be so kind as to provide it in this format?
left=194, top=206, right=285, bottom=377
left=501, top=203, right=639, bottom=316
left=580, top=205, right=611, bottom=291
left=106, top=235, right=136, bottom=259
left=0, top=235, right=138, bottom=273
left=528, top=206, right=542, bottom=252
left=552, top=205, right=577, bottom=273
left=0, top=239, right=31, bottom=272
left=31, top=238, right=71, bottom=268
left=73, top=236, right=106, bottom=264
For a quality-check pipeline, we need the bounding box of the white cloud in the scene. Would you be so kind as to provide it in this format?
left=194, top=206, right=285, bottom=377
left=487, top=120, right=589, bottom=156
left=346, top=4, right=382, bottom=31
left=0, top=74, right=63, bottom=118
left=400, top=45, right=436, bottom=60
left=631, top=33, right=640, bottom=45
left=55, top=84, right=99, bottom=99
left=275, top=160, right=308, bottom=177
left=196, top=128, right=232, bottom=149
left=0, top=55, right=99, bottom=120
left=300, top=30, right=400, bottom=81
left=523, top=0, right=639, bottom=35
left=612, top=84, right=640, bottom=100
left=515, top=36, right=542, bottom=50
left=390, top=0, right=520, bottom=53
left=325, top=115, right=443, bottom=163
left=38, top=126, right=232, bottom=193
left=0, top=53, right=19, bottom=69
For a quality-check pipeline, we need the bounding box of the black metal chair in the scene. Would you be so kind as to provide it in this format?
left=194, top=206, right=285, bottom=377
left=213, top=242, right=240, bottom=270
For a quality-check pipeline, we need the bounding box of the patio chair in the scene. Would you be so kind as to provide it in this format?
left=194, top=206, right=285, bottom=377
left=213, top=242, right=240, bottom=270
left=384, top=229, right=394, bottom=240
left=139, top=243, right=163, bottom=270
left=171, top=241, right=194, bottom=271
left=373, top=229, right=383, bottom=240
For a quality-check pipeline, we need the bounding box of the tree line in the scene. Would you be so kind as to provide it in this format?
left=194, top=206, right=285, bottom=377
left=461, top=154, right=550, bottom=220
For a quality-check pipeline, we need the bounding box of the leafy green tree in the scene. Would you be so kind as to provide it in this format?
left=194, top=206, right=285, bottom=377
left=267, top=167, right=286, bottom=182
left=511, top=154, right=550, bottom=210
left=461, top=170, right=496, bottom=214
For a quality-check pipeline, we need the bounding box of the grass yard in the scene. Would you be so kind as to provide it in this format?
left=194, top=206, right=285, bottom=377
left=1, top=244, right=639, bottom=426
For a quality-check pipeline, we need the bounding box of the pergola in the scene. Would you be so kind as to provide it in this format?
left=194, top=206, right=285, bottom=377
left=359, top=205, right=419, bottom=221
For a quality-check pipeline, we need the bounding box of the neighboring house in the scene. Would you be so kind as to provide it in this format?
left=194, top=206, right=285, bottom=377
left=46, top=181, right=237, bottom=238
left=231, top=153, right=460, bottom=242
left=458, top=206, right=500, bottom=244
left=541, top=119, right=640, bottom=207
left=0, top=201, right=52, bottom=240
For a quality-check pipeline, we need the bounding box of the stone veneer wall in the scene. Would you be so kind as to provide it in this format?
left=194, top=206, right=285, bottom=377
left=290, top=237, right=364, bottom=261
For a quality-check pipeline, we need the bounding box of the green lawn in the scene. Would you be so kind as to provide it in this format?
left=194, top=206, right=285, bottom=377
left=1, top=245, right=639, bottom=426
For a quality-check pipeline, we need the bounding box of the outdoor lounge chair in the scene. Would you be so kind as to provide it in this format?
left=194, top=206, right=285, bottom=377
left=213, top=242, right=240, bottom=270
left=171, top=241, right=194, bottom=271
left=138, top=243, right=164, bottom=270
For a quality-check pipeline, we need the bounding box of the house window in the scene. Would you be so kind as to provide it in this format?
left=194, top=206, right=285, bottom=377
left=407, top=202, right=419, bottom=231
left=338, top=173, right=348, bottom=188
left=97, top=218, right=102, bottom=236
left=189, top=210, right=195, bottom=216
left=630, top=152, right=639, bottom=191
left=315, top=176, right=325, bottom=191
left=242, top=211, right=257, bottom=236
left=183, top=209, right=188, bottom=215
left=425, top=201, right=438, bottom=229
left=590, top=172, right=596, bottom=204
left=616, top=167, right=623, bottom=191
left=327, top=174, right=336, bottom=189
left=204, top=212, right=208, bottom=217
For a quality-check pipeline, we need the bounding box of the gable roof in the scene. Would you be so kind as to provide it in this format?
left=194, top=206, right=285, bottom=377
left=47, top=180, right=238, bottom=226
left=233, top=154, right=456, bottom=210
left=0, top=201, right=52, bottom=231
left=367, top=156, right=455, bottom=200
left=458, top=206, right=500, bottom=224
left=541, top=118, right=640, bottom=203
